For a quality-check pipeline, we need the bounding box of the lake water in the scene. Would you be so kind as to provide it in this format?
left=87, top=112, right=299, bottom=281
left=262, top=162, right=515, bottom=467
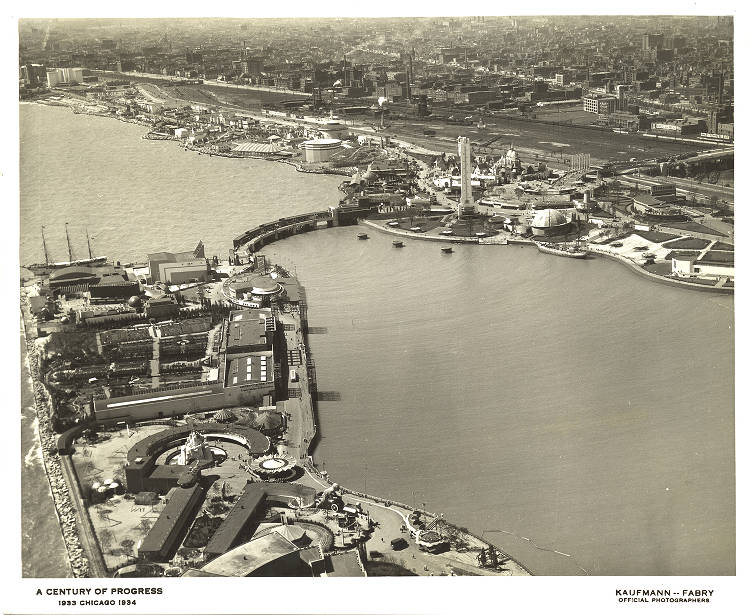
left=20, top=103, right=734, bottom=576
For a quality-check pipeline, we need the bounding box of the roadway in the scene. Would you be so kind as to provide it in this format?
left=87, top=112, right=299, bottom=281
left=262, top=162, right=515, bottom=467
left=97, top=69, right=720, bottom=167
left=616, top=174, right=734, bottom=206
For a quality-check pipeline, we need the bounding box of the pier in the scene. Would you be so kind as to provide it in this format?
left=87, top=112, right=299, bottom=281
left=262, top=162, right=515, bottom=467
left=233, top=211, right=335, bottom=253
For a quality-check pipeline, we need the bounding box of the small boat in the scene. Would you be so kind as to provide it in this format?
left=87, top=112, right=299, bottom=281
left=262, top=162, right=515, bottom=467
left=357, top=232, right=369, bottom=240
left=441, top=247, right=453, bottom=254
left=392, top=241, right=404, bottom=248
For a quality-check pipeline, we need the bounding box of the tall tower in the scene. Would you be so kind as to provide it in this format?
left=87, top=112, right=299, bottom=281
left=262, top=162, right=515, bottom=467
left=457, top=137, right=475, bottom=218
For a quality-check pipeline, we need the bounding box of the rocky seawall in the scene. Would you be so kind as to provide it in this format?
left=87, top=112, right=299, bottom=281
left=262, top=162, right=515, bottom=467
left=21, top=293, right=90, bottom=577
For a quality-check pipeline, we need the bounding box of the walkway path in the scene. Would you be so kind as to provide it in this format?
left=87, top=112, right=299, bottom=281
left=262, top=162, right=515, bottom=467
left=276, top=309, right=316, bottom=462
left=150, top=337, right=160, bottom=388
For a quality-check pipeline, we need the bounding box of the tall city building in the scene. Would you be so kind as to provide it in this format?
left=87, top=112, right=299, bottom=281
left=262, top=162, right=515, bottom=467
left=457, top=136, right=475, bottom=218
left=46, top=67, right=84, bottom=87
left=642, top=33, right=664, bottom=51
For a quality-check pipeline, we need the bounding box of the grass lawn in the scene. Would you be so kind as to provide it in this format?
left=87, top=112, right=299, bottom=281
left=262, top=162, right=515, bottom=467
left=662, top=221, right=727, bottom=237
left=643, top=261, right=672, bottom=276
left=662, top=237, right=711, bottom=250
left=633, top=231, right=679, bottom=243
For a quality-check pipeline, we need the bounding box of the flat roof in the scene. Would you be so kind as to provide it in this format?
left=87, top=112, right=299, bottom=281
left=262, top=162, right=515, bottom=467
left=204, top=487, right=266, bottom=557
left=226, top=354, right=274, bottom=386
left=202, top=532, right=299, bottom=576
left=325, top=550, right=367, bottom=577
left=226, top=319, right=268, bottom=349
left=205, top=482, right=317, bottom=558
left=147, top=250, right=198, bottom=263
left=148, top=464, right=186, bottom=479
left=139, top=484, right=203, bottom=554
left=301, top=138, right=342, bottom=146
left=633, top=195, right=665, bottom=207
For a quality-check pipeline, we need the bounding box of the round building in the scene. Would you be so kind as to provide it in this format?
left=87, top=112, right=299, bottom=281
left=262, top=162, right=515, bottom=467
left=301, top=138, right=342, bottom=163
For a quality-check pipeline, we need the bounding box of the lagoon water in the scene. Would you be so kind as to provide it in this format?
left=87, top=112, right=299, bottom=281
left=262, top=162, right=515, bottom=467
left=20, top=103, right=734, bottom=576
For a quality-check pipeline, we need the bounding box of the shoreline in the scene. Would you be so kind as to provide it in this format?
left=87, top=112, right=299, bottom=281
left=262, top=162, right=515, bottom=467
left=27, top=97, right=734, bottom=295
left=19, top=99, right=730, bottom=577
left=29, top=97, right=356, bottom=178
left=21, top=253, right=533, bottom=576
left=360, top=218, right=733, bottom=294
left=20, top=296, right=91, bottom=577
left=22, top=270, right=531, bottom=577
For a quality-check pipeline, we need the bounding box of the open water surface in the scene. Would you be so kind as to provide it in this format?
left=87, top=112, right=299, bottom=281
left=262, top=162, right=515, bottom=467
left=20, top=103, right=734, bottom=576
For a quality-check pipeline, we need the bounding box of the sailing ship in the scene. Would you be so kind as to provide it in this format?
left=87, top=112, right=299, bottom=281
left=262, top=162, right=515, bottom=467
left=24, top=224, right=108, bottom=274
left=534, top=242, right=589, bottom=259
left=534, top=225, right=590, bottom=259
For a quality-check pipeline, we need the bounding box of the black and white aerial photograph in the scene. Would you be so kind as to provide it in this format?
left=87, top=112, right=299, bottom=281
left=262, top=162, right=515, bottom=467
left=8, top=3, right=742, bottom=613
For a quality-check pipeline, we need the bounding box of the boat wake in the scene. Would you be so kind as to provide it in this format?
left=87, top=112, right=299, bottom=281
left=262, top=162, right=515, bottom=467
left=485, top=528, right=590, bottom=575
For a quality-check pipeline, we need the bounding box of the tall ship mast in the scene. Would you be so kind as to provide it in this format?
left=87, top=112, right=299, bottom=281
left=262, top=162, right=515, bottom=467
left=24, top=224, right=108, bottom=275
left=41, top=225, right=49, bottom=265
left=65, top=222, right=74, bottom=262
left=86, top=228, right=93, bottom=260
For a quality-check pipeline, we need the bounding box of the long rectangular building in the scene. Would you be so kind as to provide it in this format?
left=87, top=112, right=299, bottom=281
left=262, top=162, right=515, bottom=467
left=204, top=482, right=317, bottom=560
left=138, top=484, right=205, bottom=562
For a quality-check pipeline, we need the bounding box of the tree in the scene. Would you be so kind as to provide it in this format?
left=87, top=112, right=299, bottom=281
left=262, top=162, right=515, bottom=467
left=99, top=529, right=114, bottom=553
left=477, top=548, right=487, bottom=567
left=120, top=538, right=136, bottom=558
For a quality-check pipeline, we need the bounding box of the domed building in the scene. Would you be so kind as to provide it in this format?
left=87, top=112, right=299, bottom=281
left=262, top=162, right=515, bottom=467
left=531, top=209, right=571, bottom=237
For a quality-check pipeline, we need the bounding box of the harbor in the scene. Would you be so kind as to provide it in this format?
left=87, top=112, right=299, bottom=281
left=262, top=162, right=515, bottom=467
left=19, top=91, right=734, bottom=578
